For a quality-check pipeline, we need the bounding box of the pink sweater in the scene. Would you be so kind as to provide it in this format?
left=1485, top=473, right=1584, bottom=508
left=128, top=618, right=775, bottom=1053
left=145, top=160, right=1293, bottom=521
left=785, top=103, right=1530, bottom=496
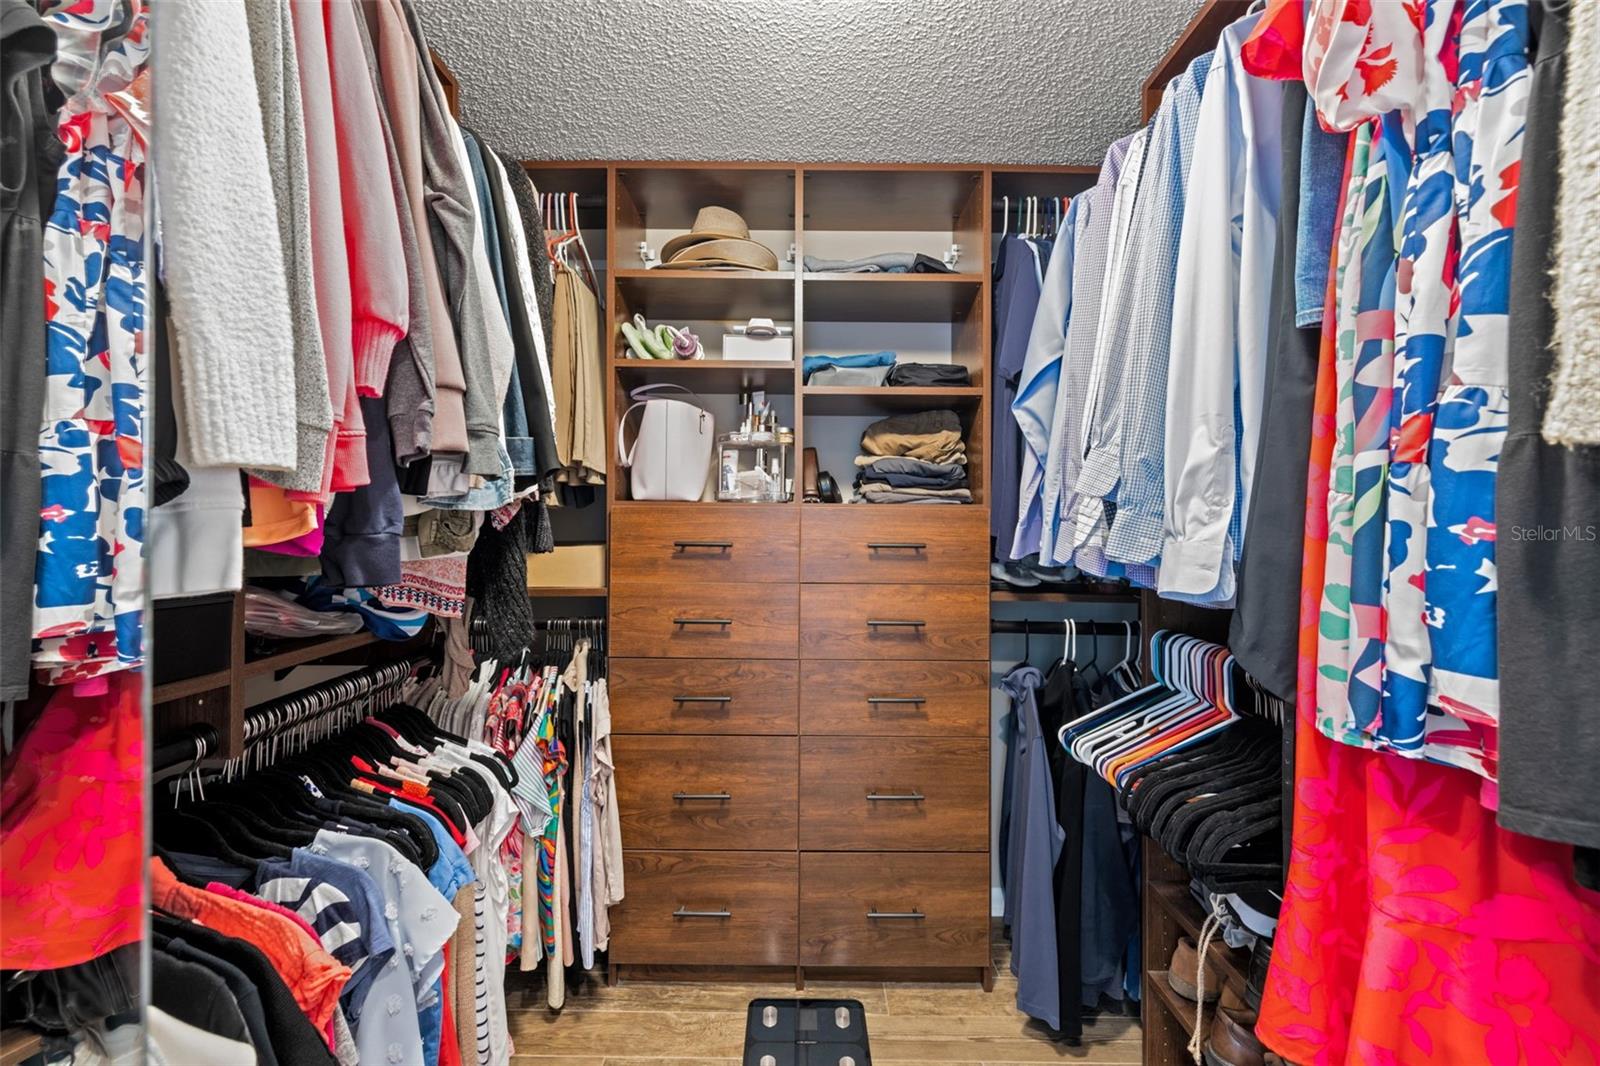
left=324, top=0, right=407, bottom=399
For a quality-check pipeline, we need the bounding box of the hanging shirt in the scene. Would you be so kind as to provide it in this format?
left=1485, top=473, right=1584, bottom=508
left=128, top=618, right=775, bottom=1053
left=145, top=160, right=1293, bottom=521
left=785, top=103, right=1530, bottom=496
left=1041, top=136, right=1133, bottom=569
left=1067, top=120, right=1153, bottom=582
left=1010, top=200, right=1078, bottom=562
left=1095, top=54, right=1210, bottom=580
left=1158, top=10, right=1282, bottom=605
left=991, top=234, right=1045, bottom=555
left=32, top=0, right=150, bottom=683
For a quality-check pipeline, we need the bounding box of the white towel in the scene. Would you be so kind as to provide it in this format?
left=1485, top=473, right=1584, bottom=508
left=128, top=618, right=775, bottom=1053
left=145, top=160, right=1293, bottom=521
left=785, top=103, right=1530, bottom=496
left=154, top=0, right=298, bottom=470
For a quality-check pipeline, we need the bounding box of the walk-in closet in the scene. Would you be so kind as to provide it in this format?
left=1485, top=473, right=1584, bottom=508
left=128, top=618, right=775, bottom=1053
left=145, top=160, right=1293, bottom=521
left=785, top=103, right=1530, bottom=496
left=3, top=0, right=1598, bottom=1064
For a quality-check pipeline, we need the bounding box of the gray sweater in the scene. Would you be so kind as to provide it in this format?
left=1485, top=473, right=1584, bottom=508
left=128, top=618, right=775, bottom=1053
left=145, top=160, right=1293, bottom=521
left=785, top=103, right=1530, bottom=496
left=351, top=0, right=435, bottom=465
left=404, top=0, right=504, bottom=477
left=243, top=0, right=333, bottom=492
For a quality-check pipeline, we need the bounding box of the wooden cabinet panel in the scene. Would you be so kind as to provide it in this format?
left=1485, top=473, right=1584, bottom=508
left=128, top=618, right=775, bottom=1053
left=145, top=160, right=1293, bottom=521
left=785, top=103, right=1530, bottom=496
left=799, top=583, right=987, bottom=661
left=614, top=735, right=798, bottom=850
left=800, top=851, right=989, bottom=967
left=612, top=581, right=798, bottom=659
left=611, top=850, right=799, bottom=966
left=612, top=504, right=797, bottom=584
left=611, top=658, right=797, bottom=735
left=800, top=660, right=987, bottom=736
left=799, top=737, right=988, bottom=852
left=800, top=507, right=988, bottom=584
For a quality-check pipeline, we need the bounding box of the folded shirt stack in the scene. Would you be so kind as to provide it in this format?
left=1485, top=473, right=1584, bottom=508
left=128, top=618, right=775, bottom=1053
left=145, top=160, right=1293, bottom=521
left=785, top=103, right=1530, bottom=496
left=803, top=350, right=897, bottom=384
left=804, top=355, right=972, bottom=389
left=852, top=409, right=971, bottom=504
left=802, top=252, right=956, bottom=274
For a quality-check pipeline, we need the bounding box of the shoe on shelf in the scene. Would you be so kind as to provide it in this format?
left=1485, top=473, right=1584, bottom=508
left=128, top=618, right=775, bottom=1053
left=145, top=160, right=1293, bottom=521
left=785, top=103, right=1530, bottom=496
left=1167, top=936, right=1222, bottom=1003
left=1203, top=990, right=1266, bottom=1066
left=990, top=560, right=1043, bottom=587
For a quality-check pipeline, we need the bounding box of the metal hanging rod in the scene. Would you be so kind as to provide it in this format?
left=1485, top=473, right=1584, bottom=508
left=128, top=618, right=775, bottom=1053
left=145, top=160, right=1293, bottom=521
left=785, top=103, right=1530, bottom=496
left=991, top=620, right=1140, bottom=636
left=151, top=655, right=430, bottom=778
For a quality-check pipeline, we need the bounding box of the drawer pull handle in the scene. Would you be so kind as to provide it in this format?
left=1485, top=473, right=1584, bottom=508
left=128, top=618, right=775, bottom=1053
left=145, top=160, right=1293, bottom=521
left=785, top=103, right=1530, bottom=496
left=674, top=540, right=732, bottom=551
left=866, top=791, right=924, bottom=802
left=673, top=617, right=733, bottom=627
left=866, top=542, right=926, bottom=551
left=867, top=909, right=925, bottom=920
left=866, top=696, right=926, bottom=705
left=672, top=791, right=732, bottom=801
left=866, top=619, right=925, bottom=628
left=672, top=694, right=733, bottom=703
left=673, top=907, right=732, bottom=919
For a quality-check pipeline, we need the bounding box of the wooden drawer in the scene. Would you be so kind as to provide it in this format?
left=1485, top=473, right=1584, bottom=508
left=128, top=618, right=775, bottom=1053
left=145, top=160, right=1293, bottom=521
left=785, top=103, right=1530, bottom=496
left=611, top=658, right=797, bottom=734
left=799, top=583, right=987, bottom=661
left=800, top=506, right=988, bottom=584
left=612, top=504, right=796, bottom=584
left=612, top=581, right=798, bottom=659
left=800, top=851, right=989, bottom=968
left=799, top=737, right=987, bottom=852
left=611, top=850, right=798, bottom=966
left=800, top=660, right=987, bottom=736
left=613, top=735, right=797, bottom=850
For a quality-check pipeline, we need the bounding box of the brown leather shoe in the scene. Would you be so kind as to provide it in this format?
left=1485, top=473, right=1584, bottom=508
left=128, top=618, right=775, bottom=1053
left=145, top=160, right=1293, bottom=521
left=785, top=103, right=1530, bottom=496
left=1167, top=937, right=1222, bottom=1003
left=1204, top=1001, right=1267, bottom=1066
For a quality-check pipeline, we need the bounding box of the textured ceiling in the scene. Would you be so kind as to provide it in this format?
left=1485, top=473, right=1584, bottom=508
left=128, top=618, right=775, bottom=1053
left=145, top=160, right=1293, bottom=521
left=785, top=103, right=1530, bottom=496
left=418, top=0, right=1206, bottom=165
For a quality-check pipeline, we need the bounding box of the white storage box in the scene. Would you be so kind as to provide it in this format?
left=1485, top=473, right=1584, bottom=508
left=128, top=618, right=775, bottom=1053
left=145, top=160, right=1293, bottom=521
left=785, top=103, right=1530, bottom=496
left=722, top=333, right=794, bottom=361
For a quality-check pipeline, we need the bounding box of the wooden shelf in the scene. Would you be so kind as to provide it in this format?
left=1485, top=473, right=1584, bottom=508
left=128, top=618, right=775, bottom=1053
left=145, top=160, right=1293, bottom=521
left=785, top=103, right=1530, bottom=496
left=0, top=1028, right=42, bottom=1066
left=1149, top=880, right=1252, bottom=992
left=1147, top=969, right=1212, bottom=1041
left=802, top=384, right=983, bottom=415
left=152, top=668, right=233, bottom=705
left=241, top=630, right=381, bottom=679
left=612, top=357, right=795, bottom=392
left=528, top=586, right=608, bottom=597
left=614, top=268, right=795, bottom=321
left=802, top=272, right=983, bottom=321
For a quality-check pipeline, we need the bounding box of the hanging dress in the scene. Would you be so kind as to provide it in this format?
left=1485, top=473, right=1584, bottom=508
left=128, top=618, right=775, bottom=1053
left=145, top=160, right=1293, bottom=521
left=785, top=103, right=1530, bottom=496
left=32, top=0, right=150, bottom=685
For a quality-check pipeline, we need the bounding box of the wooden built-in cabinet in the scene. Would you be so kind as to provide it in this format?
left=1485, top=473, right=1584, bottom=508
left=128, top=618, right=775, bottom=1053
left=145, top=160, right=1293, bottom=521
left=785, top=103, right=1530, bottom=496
left=520, top=159, right=1096, bottom=987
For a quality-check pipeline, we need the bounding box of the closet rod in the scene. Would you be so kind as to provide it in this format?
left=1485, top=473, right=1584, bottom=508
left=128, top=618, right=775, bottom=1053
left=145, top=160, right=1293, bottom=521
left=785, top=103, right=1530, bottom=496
left=990, top=620, right=1140, bottom=636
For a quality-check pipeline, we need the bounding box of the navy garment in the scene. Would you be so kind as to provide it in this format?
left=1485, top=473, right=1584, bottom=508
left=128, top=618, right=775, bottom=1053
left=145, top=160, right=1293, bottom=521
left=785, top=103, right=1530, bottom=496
left=991, top=235, right=1046, bottom=553
left=1000, top=664, right=1065, bottom=1031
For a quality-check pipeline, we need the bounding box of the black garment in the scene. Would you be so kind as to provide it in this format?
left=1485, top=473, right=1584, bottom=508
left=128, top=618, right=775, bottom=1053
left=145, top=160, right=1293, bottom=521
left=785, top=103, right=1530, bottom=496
left=156, top=932, right=278, bottom=1066
left=492, top=147, right=561, bottom=481
left=1, top=944, right=138, bottom=1035
left=150, top=952, right=252, bottom=1046
left=321, top=395, right=404, bottom=587
left=466, top=503, right=539, bottom=662
left=1034, top=659, right=1094, bottom=1038
left=1229, top=80, right=1327, bottom=703
left=1497, top=0, right=1600, bottom=853
left=1079, top=775, right=1138, bottom=1006
left=150, top=274, right=191, bottom=507
left=0, top=0, right=59, bottom=702
left=150, top=914, right=338, bottom=1066
left=911, top=253, right=956, bottom=274
left=886, top=362, right=970, bottom=387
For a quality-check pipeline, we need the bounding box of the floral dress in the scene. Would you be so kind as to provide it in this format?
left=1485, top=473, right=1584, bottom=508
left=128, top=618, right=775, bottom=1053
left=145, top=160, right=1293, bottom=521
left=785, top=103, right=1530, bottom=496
left=32, top=0, right=149, bottom=685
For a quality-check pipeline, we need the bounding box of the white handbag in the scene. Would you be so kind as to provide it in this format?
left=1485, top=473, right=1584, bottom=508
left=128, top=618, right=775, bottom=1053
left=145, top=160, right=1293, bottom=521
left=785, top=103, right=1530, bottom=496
left=616, top=384, right=714, bottom=500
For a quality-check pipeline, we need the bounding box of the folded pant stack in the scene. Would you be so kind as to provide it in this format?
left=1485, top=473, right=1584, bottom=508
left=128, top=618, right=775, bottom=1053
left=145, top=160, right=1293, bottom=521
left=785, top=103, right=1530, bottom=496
left=852, top=409, right=971, bottom=504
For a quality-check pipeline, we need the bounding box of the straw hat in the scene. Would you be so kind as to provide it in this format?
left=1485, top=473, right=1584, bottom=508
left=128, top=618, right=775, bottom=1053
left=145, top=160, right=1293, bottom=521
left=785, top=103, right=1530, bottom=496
left=661, top=206, right=779, bottom=271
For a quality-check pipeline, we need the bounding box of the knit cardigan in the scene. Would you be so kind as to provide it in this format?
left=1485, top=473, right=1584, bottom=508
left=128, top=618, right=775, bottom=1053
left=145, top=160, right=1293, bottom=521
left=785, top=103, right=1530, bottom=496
left=154, top=0, right=297, bottom=471
left=1544, top=0, right=1600, bottom=447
